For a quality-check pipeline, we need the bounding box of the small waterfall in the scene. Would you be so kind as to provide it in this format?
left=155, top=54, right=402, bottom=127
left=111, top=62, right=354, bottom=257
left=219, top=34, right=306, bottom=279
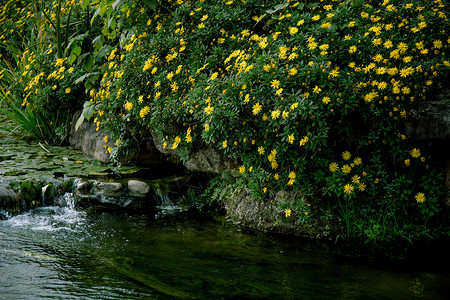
left=154, top=186, right=171, bottom=206
left=154, top=187, right=181, bottom=218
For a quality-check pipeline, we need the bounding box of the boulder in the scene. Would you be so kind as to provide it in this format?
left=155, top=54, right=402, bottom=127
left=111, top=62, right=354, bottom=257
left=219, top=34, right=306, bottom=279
left=69, top=110, right=112, bottom=163
left=222, top=186, right=334, bottom=237
left=127, top=180, right=151, bottom=196
left=151, top=131, right=239, bottom=175
left=0, top=185, right=21, bottom=216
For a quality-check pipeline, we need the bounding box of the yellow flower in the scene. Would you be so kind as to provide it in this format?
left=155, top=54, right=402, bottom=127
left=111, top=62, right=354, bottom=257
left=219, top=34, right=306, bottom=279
left=139, top=106, right=150, bottom=118
left=357, top=182, right=366, bottom=192
left=288, top=134, right=295, bottom=144
left=258, top=146, right=265, bottom=155
left=239, top=165, right=245, bottom=174
left=342, top=165, right=351, bottom=173
left=124, top=101, right=133, bottom=110
left=343, top=184, right=354, bottom=195
left=433, top=40, right=443, bottom=49
left=274, top=173, right=279, bottom=180
left=271, top=109, right=280, bottom=119
left=65, top=87, right=71, bottom=94
left=415, top=192, right=426, bottom=203
left=349, top=45, right=357, bottom=54
left=104, top=136, right=108, bottom=143
left=289, top=27, right=298, bottom=35
left=342, top=151, right=351, bottom=160
left=284, top=208, right=291, bottom=217
left=329, top=162, right=339, bottom=172
left=204, top=105, right=214, bottom=115
left=299, top=136, right=309, bottom=146
left=353, top=157, right=362, bottom=165
left=410, top=148, right=421, bottom=158
left=204, top=123, right=210, bottom=132
left=288, top=68, right=298, bottom=76
left=351, top=175, right=360, bottom=184
left=252, top=103, right=262, bottom=115
left=405, top=159, right=410, bottom=167
left=210, top=72, right=218, bottom=80
left=322, top=96, right=331, bottom=104
left=271, top=79, right=280, bottom=89
left=222, top=140, right=227, bottom=148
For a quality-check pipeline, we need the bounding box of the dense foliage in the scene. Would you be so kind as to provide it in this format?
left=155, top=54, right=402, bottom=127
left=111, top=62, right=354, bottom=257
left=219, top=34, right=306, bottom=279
left=1, top=0, right=449, bottom=241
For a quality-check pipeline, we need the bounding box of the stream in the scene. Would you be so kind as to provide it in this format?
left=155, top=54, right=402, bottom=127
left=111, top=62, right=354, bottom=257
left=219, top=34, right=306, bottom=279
left=1, top=199, right=449, bottom=299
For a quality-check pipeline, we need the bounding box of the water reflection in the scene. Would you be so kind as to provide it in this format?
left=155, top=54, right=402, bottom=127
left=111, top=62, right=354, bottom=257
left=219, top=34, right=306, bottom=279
left=1, top=206, right=449, bottom=299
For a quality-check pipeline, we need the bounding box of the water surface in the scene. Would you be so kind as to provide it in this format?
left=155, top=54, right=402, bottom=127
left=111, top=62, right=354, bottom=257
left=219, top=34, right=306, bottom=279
left=1, top=203, right=449, bottom=299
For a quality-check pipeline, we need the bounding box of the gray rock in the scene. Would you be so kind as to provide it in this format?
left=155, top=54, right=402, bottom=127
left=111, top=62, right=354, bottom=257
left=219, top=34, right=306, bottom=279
left=151, top=131, right=239, bottom=175
left=127, top=180, right=150, bottom=196
left=69, top=110, right=113, bottom=163
left=96, top=182, right=124, bottom=197
left=0, top=185, right=21, bottom=215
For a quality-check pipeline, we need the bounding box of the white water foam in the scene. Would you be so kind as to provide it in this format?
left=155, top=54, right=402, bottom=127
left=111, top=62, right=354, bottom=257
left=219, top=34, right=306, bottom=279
left=3, top=193, right=86, bottom=233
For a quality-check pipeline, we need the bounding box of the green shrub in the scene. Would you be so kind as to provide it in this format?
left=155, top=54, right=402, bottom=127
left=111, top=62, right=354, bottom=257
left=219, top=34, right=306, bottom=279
left=1, top=0, right=449, bottom=241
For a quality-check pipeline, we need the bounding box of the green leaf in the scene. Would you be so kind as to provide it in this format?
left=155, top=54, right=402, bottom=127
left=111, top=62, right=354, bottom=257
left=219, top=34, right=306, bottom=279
left=75, top=113, right=85, bottom=132
left=69, top=53, right=77, bottom=65
left=81, top=0, right=90, bottom=9
left=73, top=46, right=82, bottom=56
left=83, top=101, right=95, bottom=120
left=74, top=74, right=87, bottom=84
left=42, top=183, right=55, bottom=199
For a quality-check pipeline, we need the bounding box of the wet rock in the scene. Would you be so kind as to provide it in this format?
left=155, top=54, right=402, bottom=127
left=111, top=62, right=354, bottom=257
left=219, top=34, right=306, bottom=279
left=69, top=110, right=113, bottom=163
left=96, top=182, right=124, bottom=197
left=127, top=180, right=150, bottom=196
left=0, top=185, right=21, bottom=215
left=223, top=186, right=334, bottom=237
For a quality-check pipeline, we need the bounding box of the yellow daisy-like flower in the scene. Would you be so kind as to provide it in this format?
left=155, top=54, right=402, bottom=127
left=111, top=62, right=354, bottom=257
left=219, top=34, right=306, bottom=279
left=239, top=165, right=245, bottom=174
left=271, top=79, right=280, bottom=89
left=410, top=148, right=421, bottom=158
left=351, top=175, right=360, bottom=184
left=289, top=27, right=298, bottom=35
left=284, top=208, right=291, bottom=217
left=124, top=101, right=133, bottom=110
left=299, top=136, right=309, bottom=146
left=342, top=165, right=351, bottom=173
left=349, top=45, right=357, bottom=54
left=271, top=109, right=280, bottom=119
left=252, top=103, right=262, bottom=115
left=222, top=140, right=227, bottom=149
left=258, top=146, right=265, bottom=155
left=415, top=192, right=426, bottom=203
left=288, top=134, right=295, bottom=144
left=65, top=87, right=71, bottom=94
left=329, top=162, right=339, bottom=172
left=357, top=182, right=366, bottom=192
left=353, top=157, right=362, bottom=165
left=342, top=151, right=351, bottom=160
left=343, top=184, right=354, bottom=195
left=204, top=105, right=214, bottom=115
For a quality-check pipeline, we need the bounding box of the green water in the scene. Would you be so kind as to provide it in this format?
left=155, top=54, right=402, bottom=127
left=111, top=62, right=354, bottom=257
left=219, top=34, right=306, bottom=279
left=1, top=203, right=449, bottom=299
